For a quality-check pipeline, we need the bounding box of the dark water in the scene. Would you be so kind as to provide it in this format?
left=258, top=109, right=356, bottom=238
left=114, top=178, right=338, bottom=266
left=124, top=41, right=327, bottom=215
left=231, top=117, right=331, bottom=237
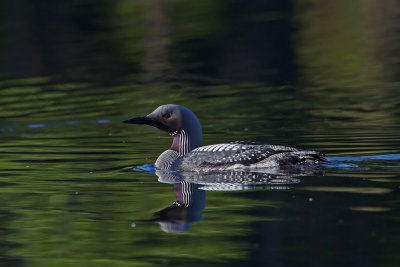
left=1, top=1, right=400, bottom=266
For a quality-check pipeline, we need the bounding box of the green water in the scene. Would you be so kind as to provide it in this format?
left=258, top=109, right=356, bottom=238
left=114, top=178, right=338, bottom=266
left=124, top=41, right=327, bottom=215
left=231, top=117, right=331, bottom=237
left=1, top=1, right=400, bottom=266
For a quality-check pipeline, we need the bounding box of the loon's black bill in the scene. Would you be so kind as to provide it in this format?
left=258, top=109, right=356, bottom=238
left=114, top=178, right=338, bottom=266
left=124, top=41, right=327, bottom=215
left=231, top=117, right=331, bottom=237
left=123, top=116, right=151, bottom=124
left=123, top=116, right=175, bottom=133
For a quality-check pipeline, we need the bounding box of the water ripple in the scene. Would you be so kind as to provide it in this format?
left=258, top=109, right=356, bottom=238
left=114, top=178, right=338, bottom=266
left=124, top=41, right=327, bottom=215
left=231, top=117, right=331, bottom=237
left=327, top=154, right=400, bottom=162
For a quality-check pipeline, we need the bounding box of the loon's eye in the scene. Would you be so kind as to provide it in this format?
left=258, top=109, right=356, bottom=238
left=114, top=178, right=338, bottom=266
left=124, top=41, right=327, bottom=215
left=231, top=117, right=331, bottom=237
left=162, top=113, right=171, bottom=119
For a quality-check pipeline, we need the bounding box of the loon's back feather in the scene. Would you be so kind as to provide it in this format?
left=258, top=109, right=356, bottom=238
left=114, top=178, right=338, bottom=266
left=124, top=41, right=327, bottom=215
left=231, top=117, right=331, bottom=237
left=174, top=141, right=325, bottom=172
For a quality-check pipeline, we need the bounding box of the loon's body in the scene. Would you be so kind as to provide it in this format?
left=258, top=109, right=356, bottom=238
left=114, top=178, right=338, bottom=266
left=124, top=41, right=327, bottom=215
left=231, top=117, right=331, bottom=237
left=124, top=104, right=325, bottom=172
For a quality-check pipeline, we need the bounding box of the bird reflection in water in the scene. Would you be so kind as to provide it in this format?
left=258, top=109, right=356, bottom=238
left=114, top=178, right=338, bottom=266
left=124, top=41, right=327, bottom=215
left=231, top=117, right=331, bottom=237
left=151, top=181, right=205, bottom=233
left=132, top=167, right=321, bottom=233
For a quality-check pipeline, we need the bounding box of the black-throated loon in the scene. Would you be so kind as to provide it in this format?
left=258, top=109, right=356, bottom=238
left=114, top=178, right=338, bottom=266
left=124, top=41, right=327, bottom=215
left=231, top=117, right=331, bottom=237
left=124, top=104, right=325, bottom=172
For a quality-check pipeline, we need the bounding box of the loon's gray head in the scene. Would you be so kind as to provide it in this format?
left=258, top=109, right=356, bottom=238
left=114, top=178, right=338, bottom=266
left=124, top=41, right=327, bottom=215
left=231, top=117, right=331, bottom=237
left=124, top=104, right=202, bottom=154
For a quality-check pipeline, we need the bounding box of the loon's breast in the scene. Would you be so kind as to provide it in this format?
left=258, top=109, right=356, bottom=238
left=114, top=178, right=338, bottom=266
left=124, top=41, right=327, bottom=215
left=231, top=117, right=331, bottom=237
left=171, top=141, right=325, bottom=172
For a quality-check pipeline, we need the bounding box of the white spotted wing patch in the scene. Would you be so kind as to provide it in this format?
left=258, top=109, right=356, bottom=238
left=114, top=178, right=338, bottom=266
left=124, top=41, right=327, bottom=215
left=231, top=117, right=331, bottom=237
left=193, top=143, right=242, bottom=152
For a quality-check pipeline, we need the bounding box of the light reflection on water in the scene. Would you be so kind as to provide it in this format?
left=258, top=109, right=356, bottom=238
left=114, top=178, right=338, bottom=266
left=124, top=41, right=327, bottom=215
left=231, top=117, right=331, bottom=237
left=0, top=81, right=399, bottom=265
left=0, top=78, right=398, bottom=264
left=129, top=152, right=400, bottom=234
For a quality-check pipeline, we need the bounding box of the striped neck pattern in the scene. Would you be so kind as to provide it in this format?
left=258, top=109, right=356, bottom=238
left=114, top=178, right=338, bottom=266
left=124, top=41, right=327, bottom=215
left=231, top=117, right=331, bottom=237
left=178, top=130, right=191, bottom=156
left=171, top=130, right=191, bottom=156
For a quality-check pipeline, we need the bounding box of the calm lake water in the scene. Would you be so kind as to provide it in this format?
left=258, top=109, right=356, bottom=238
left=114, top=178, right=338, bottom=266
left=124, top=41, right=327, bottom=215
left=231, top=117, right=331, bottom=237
left=1, top=1, right=400, bottom=266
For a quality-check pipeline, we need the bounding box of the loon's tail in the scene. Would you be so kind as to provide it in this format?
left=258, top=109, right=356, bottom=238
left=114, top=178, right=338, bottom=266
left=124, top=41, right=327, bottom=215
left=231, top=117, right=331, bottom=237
left=263, top=150, right=326, bottom=166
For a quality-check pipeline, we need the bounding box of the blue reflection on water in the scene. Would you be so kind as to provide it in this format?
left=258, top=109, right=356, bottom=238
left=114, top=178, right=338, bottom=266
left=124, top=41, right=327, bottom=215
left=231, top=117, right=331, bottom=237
left=66, top=120, right=80, bottom=125
left=325, top=154, right=400, bottom=168
left=28, top=123, right=46, bottom=128
left=133, top=163, right=155, bottom=174
left=327, top=154, right=400, bottom=162
left=97, top=119, right=110, bottom=124
left=1, top=118, right=113, bottom=132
